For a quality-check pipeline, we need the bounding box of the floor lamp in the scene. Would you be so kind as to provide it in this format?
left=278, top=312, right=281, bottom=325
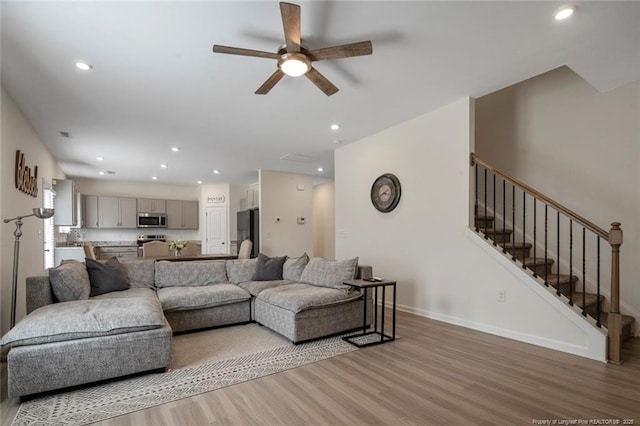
left=3, top=207, right=54, bottom=329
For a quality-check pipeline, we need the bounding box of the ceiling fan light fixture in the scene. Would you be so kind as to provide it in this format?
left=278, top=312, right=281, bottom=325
left=279, top=53, right=310, bottom=77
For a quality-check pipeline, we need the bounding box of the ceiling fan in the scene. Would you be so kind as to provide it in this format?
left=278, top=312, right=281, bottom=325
left=212, top=2, right=373, bottom=96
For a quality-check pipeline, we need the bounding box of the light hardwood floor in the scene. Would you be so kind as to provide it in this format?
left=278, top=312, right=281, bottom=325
left=4, top=311, right=640, bottom=425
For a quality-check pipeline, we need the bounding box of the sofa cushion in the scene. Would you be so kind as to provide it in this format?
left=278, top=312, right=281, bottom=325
left=283, top=253, right=309, bottom=281
left=257, top=283, right=362, bottom=313
left=0, top=296, right=165, bottom=348
left=155, top=260, right=227, bottom=288
left=225, top=258, right=258, bottom=284
left=86, top=257, right=130, bottom=296
left=252, top=253, right=286, bottom=281
left=49, top=260, right=91, bottom=302
left=121, top=259, right=156, bottom=289
left=299, top=257, right=359, bottom=291
left=157, top=284, right=250, bottom=312
left=237, top=279, right=294, bottom=297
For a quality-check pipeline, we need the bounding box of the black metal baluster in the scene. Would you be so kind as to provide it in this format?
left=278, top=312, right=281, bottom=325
left=533, top=198, right=537, bottom=277
left=502, top=180, right=506, bottom=254
left=492, top=174, right=496, bottom=246
left=544, top=205, right=548, bottom=286
left=484, top=168, right=488, bottom=238
left=569, top=219, right=573, bottom=306
left=522, top=191, right=526, bottom=269
left=512, top=185, right=516, bottom=261
left=474, top=164, right=478, bottom=232
left=596, top=237, right=601, bottom=327
left=556, top=211, right=561, bottom=296
left=582, top=228, right=587, bottom=317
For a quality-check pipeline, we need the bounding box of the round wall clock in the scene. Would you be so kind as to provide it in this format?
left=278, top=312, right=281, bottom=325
left=370, top=173, right=401, bottom=213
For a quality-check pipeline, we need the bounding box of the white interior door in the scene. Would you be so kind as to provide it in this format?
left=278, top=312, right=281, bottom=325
left=205, top=206, right=227, bottom=254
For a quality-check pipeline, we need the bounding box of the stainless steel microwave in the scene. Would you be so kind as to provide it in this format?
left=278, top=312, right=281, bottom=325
left=137, top=212, right=167, bottom=228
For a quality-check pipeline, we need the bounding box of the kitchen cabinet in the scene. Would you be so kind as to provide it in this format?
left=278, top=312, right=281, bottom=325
left=82, top=195, right=99, bottom=228
left=96, top=246, right=138, bottom=261
left=166, top=200, right=199, bottom=229
left=53, top=179, right=78, bottom=226
left=99, top=196, right=137, bottom=228
left=137, top=198, right=166, bottom=213
left=247, top=183, right=259, bottom=209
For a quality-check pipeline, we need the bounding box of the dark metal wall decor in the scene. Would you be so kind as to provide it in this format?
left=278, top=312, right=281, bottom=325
left=14, top=150, right=39, bottom=197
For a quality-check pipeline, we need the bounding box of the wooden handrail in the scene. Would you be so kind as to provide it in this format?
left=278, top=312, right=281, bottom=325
left=470, top=153, right=609, bottom=240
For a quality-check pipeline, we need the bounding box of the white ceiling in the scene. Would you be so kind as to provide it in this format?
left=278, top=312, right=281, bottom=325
left=2, top=1, right=639, bottom=186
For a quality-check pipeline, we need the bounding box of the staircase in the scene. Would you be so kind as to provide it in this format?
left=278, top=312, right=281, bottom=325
left=470, top=153, right=635, bottom=362
left=475, top=214, right=635, bottom=343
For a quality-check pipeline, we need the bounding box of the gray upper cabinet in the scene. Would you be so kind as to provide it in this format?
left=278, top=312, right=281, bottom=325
left=99, top=196, right=137, bottom=228
left=53, top=179, right=78, bottom=226
left=137, top=198, right=166, bottom=213
left=82, top=194, right=99, bottom=228
left=166, top=200, right=199, bottom=229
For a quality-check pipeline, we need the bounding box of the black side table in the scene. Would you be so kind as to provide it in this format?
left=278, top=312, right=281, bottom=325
left=342, top=279, right=396, bottom=347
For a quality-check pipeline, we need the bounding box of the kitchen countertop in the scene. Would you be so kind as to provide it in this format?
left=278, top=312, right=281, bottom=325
left=91, top=241, right=137, bottom=247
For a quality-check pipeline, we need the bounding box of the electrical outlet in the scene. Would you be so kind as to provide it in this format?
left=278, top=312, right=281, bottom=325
left=497, top=290, right=507, bottom=303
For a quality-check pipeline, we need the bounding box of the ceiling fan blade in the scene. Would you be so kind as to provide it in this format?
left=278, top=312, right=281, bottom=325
left=308, top=41, right=373, bottom=61
left=305, top=67, right=339, bottom=96
left=280, top=2, right=301, bottom=53
left=255, top=69, right=286, bottom=95
left=212, top=45, right=280, bottom=60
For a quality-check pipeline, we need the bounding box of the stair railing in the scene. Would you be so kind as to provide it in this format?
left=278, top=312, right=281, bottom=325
left=470, top=153, right=624, bottom=363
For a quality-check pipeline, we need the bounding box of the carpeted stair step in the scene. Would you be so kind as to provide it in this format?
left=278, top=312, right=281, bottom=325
left=522, top=257, right=554, bottom=276
left=475, top=215, right=494, bottom=229
left=501, top=242, right=532, bottom=260
left=599, top=313, right=635, bottom=341
left=481, top=228, right=513, bottom=244
left=542, top=274, right=579, bottom=295
left=569, top=292, right=605, bottom=318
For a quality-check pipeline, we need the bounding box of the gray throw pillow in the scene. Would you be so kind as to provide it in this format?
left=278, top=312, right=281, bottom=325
left=86, top=257, right=130, bottom=297
left=283, top=253, right=309, bottom=281
left=49, top=260, right=91, bottom=302
left=299, top=257, right=359, bottom=291
left=226, top=258, right=258, bottom=284
left=252, top=253, right=286, bottom=281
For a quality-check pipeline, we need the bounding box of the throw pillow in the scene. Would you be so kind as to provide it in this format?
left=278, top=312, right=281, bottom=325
left=252, top=253, right=286, bottom=281
left=299, top=257, right=359, bottom=291
left=86, top=257, right=130, bottom=297
left=226, top=258, right=258, bottom=284
left=49, top=260, right=91, bottom=302
left=283, top=253, right=309, bottom=281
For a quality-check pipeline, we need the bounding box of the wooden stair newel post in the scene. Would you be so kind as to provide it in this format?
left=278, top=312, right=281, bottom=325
left=607, top=222, right=623, bottom=364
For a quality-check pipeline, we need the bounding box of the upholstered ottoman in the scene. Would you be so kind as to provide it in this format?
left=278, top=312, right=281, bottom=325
left=2, top=288, right=171, bottom=397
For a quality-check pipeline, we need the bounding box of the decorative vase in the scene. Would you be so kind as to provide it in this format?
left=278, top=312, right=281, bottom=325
left=175, top=248, right=183, bottom=257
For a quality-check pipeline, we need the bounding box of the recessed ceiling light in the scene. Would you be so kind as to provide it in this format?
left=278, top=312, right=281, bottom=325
left=213, top=170, right=220, bottom=174
left=171, top=147, right=180, bottom=152
left=161, top=164, right=168, bottom=168
left=330, top=124, right=340, bottom=131
left=98, top=171, right=105, bottom=175
left=197, top=180, right=203, bottom=184
left=96, top=156, right=104, bottom=161
left=152, top=176, right=158, bottom=180
left=554, top=6, right=575, bottom=20
left=75, top=61, right=93, bottom=71
left=317, top=167, right=324, bottom=172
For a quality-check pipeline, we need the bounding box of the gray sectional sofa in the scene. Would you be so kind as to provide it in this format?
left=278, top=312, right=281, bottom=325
left=1, top=255, right=372, bottom=397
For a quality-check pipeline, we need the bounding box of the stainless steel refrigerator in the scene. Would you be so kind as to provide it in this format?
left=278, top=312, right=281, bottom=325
left=237, top=208, right=259, bottom=258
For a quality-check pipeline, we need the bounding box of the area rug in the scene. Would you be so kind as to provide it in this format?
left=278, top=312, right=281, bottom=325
left=11, top=324, right=359, bottom=426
